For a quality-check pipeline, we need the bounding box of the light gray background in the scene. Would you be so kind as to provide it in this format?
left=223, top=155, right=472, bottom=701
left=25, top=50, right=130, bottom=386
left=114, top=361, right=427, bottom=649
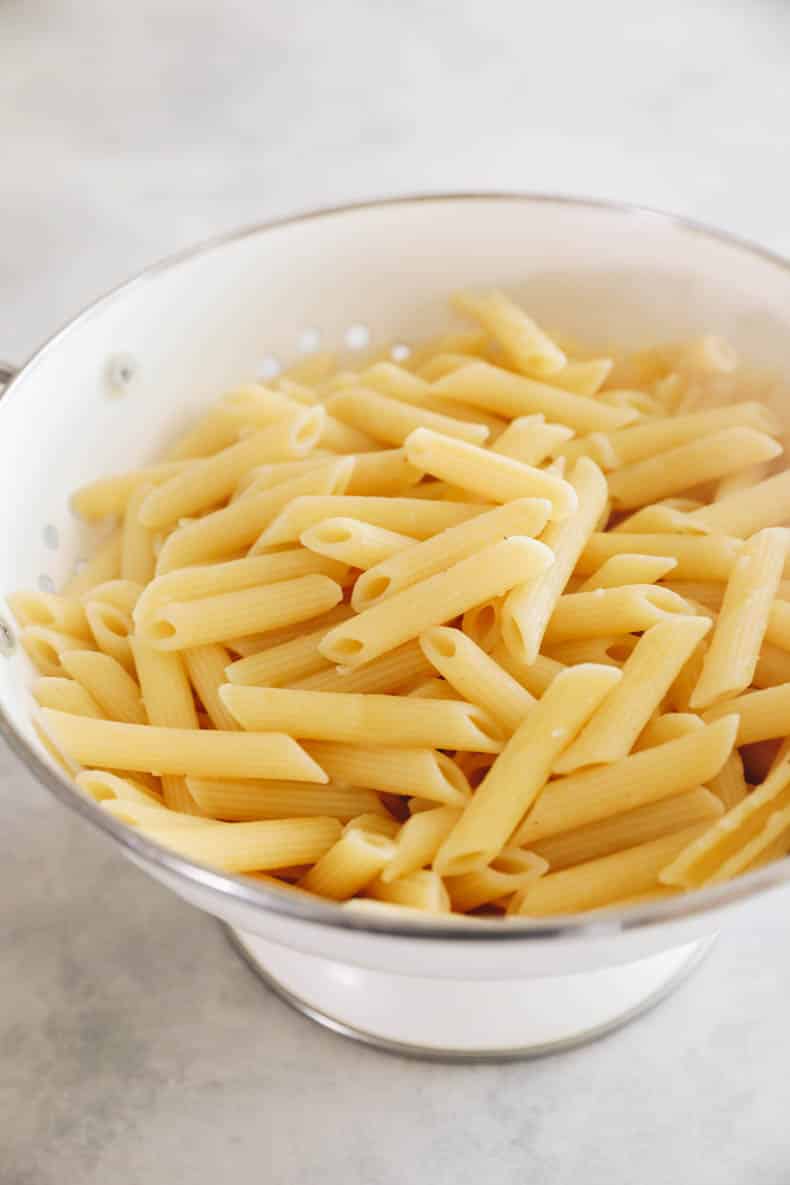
left=2, top=2, right=790, bottom=1182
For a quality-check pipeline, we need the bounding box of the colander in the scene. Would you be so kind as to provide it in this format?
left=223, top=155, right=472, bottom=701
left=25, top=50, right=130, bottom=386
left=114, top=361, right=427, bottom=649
left=2, top=194, right=790, bottom=1060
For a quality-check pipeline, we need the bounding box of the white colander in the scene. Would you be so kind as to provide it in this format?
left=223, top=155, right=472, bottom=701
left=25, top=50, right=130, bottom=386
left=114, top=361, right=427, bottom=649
left=2, top=194, right=790, bottom=1059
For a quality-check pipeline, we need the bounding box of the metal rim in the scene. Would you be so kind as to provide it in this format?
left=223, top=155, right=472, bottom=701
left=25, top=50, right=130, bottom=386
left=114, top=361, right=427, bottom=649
left=224, top=924, right=717, bottom=1062
left=3, top=190, right=790, bottom=944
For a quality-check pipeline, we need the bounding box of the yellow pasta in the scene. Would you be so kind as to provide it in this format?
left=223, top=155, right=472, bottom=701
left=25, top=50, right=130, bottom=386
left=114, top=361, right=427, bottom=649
left=32, top=676, right=105, bottom=718
left=419, top=627, right=533, bottom=733
left=71, top=461, right=193, bottom=520
left=578, top=554, right=678, bottom=590
left=132, top=816, right=343, bottom=873
left=446, top=849, right=549, bottom=912
left=61, top=650, right=146, bottom=725
left=7, top=591, right=90, bottom=638
left=501, top=458, right=607, bottom=664
left=529, top=788, right=723, bottom=871
left=120, top=482, right=156, bottom=585
left=367, top=869, right=450, bottom=913
left=156, top=458, right=353, bottom=570
left=434, top=664, right=622, bottom=876
left=131, top=637, right=200, bottom=812
left=224, top=607, right=353, bottom=687
left=84, top=600, right=135, bottom=673
left=512, top=715, right=737, bottom=846
left=606, top=427, right=781, bottom=509
left=553, top=616, right=711, bottom=772
left=140, top=410, right=324, bottom=528
left=292, top=639, right=432, bottom=695
left=185, top=777, right=386, bottom=822
left=708, top=751, right=749, bottom=811
left=490, top=414, right=574, bottom=466
left=300, top=517, right=415, bottom=569
left=327, top=387, right=489, bottom=447
left=433, top=362, right=636, bottom=433
left=543, top=585, right=692, bottom=645
left=320, top=536, right=552, bottom=668
left=39, top=710, right=327, bottom=781
left=451, top=289, right=566, bottom=376
left=299, top=828, right=396, bottom=900
left=259, top=493, right=485, bottom=552
left=461, top=600, right=503, bottom=653
left=702, top=683, right=790, bottom=745
left=184, top=645, right=240, bottom=731
left=302, top=742, right=470, bottom=806
left=575, top=532, right=743, bottom=581
left=690, top=528, right=788, bottom=709
left=380, top=806, right=461, bottom=882
left=61, top=531, right=122, bottom=597
left=146, top=573, right=343, bottom=650
left=221, top=685, right=505, bottom=752
left=634, top=713, right=705, bottom=750
left=404, top=428, right=576, bottom=520
left=352, top=497, right=551, bottom=612
left=684, top=469, right=790, bottom=538
left=512, top=823, right=711, bottom=916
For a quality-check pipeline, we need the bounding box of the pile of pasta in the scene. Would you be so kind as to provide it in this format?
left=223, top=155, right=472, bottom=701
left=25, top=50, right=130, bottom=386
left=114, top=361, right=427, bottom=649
left=11, top=288, right=790, bottom=919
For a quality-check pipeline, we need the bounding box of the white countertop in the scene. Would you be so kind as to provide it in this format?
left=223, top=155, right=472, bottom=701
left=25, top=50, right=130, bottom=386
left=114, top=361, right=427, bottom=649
left=2, top=1, right=790, bottom=1180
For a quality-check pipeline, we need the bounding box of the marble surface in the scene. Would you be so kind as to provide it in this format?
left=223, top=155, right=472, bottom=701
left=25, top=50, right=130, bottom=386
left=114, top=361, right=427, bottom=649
left=2, top=1, right=790, bottom=1181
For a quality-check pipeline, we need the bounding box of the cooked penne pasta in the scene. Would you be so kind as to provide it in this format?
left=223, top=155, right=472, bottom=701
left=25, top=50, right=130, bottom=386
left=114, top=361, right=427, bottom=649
left=132, top=816, right=343, bottom=873
left=7, top=591, right=90, bottom=638
left=185, top=777, right=385, bottom=822
left=32, top=676, right=105, bottom=719
left=71, top=461, right=193, bottom=520
left=291, top=639, right=432, bottom=695
left=512, top=715, right=737, bottom=845
left=121, top=482, right=156, bottom=585
left=405, top=428, right=576, bottom=520
left=578, top=553, right=677, bottom=590
left=84, top=600, right=135, bottom=673
left=433, top=362, right=636, bottom=433
left=553, top=616, right=711, bottom=772
left=156, top=459, right=353, bottom=570
left=708, top=751, right=749, bottom=811
left=690, top=529, right=787, bottom=709
left=320, top=536, right=553, bottom=668
left=184, top=645, right=240, bottom=731
left=702, top=683, right=790, bottom=745
left=529, top=788, right=723, bottom=871
left=445, top=849, right=548, bottom=912
left=61, top=531, right=122, bottom=597
left=131, top=637, right=200, bottom=812
left=544, top=358, right=612, bottom=397
left=257, top=494, right=483, bottom=550
left=146, top=573, right=343, bottom=650
left=380, top=806, right=461, bottom=882
left=543, top=585, right=692, bottom=645
left=61, top=649, right=146, bottom=724
left=434, top=664, right=622, bottom=876
left=490, top=643, right=564, bottom=697
left=634, top=712, right=705, bottom=750
left=419, top=627, right=534, bottom=733
left=300, top=517, right=415, bottom=569
left=352, top=497, right=551, bottom=611
left=327, top=388, right=489, bottom=447
left=501, top=458, right=607, bottom=663
left=512, top=823, right=711, bottom=916
left=490, top=415, right=574, bottom=465
left=606, top=427, right=781, bottom=509
left=224, top=606, right=352, bottom=687
left=299, top=828, right=396, bottom=900
left=575, top=532, right=743, bottom=581
left=684, top=468, right=790, bottom=538
left=301, top=742, right=470, bottom=806
left=367, top=869, right=450, bottom=913
left=461, top=600, right=503, bottom=653
left=39, top=710, right=328, bottom=781
left=452, top=290, right=566, bottom=376
left=221, top=685, right=506, bottom=752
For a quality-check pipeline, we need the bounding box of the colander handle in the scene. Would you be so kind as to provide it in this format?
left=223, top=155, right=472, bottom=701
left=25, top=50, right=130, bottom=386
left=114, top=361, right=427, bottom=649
left=0, top=362, right=17, bottom=394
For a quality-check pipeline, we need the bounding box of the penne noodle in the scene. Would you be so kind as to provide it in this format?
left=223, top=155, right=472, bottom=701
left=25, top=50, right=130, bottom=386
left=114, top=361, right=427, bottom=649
left=19, top=626, right=94, bottom=677
left=224, top=606, right=352, bottom=687
left=433, top=362, right=636, bottom=433
left=708, top=751, right=749, bottom=811
left=343, top=813, right=401, bottom=839
left=490, top=643, right=564, bottom=697
left=405, top=428, right=577, bottom=520
left=131, top=637, right=200, bottom=812
left=367, top=869, right=450, bottom=913
left=352, top=497, right=551, bottom=612
left=634, top=712, right=705, bottom=750
left=327, top=387, right=490, bottom=447
left=32, top=676, right=105, bottom=718
left=7, top=591, right=90, bottom=638
left=446, top=849, right=548, bottom=912
left=690, top=529, right=787, bottom=709
left=684, top=469, right=790, bottom=538
left=578, top=553, right=677, bottom=590
left=419, top=627, right=534, bottom=733
left=461, top=599, right=503, bottom=653
left=512, top=715, right=738, bottom=846
left=502, top=458, right=607, bottom=664
left=381, top=806, right=461, bottom=882
left=39, top=710, right=328, bottom=781
left=575, top=532, right=743, bottom=581
left=553, top=616, right=711, bottom=772
left=146, top=573, right=343, bottom=650
left=702, top=683, right=790, bottom=745
left=292, top=640, right=432, bottom=695
left=490, top=415, right=574, bottom=466
left=220, top=685, right=507, bottom=752
left=543, top=585, right=693, bottom=645
left=62, top=649, right=146, bottom=725
left=184, top=645, right=240, bottom=731
left=121, top=483, right=156, bottom=585
left=300, top=517, right=415, bottom=569
left=543, top=358, right=612, bottom=397
left=606, top=427, right=781, bottom=509
left=320, top=536, right=553, bottom=668
left=258, top=495, right=483, bottom=550
left=512, top=823, right=711, bottom=916
left=61, top=531, right=122, bottom=597
left=135, top=816, right=343, bottom=873
left=186, top=777, right=385, bottom=822
left=434, top=664, right=622, bottom=876
left=84, top=600, right=135, bottom=673
left=343, top=448, right=423, bottom=497
left=451, top=289, right=566, bottom=376
left=529, top=788, right=723, bottom=871
left=140, top=410, right=324, bottom=528
left=302, top=742, right=470, bottom=806
left=299, top=828, right=396, bottom=900
left=155, top=459, right=353, bottom=571
left=71, top=461, right=192, bottom=521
